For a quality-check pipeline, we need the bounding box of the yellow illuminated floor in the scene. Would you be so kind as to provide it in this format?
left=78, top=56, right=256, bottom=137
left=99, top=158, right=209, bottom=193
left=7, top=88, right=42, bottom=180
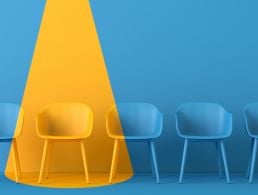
left=6, top=172, right=132, bottom=188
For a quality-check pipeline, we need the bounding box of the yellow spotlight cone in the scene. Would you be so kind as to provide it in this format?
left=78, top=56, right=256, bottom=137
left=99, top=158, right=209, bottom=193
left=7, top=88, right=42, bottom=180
left=5, top=0, right=133, bottom=188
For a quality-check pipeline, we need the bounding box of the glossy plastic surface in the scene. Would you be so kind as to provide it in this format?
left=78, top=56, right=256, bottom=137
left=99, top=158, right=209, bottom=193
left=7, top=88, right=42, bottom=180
left=244, top=103, right=258, bottom=138
left=106, top=102, right=163, bottom=140
left=0, top=103, right=24, bottom=140
left=176, top=103, right=232, bottom=139
left=36, top=103, right=93, bottom=140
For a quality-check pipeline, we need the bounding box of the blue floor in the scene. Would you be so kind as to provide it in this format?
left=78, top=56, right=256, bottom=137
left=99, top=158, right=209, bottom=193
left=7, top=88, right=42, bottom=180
left=1, top=173, right=258, bottom=195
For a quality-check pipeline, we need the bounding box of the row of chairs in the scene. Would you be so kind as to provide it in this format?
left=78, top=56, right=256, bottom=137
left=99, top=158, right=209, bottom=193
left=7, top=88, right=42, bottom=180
left=1, top=102, right=258, bottom=184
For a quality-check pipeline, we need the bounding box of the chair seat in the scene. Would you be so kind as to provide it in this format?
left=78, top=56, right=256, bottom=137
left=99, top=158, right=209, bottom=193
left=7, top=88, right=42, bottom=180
left=247, top=133, right=258, bottom=139
left=0, top=137, right=13, bottom=141
left=179, top=135, right=230, bottom=140
left=109, top=135, right=159, bottom=140
left=38, top=135, right=88, bottom=140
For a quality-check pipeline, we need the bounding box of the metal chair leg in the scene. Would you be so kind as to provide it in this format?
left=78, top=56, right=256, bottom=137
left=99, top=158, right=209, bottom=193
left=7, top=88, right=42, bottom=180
left=179, top=139, right=188, bottom=184
left=220, top=140, right=230, bottom=184
left=148, top=142, right=156, bottom=179
left=250, top=138, right=258, bottom=184
left=150, top=141, right=160, bottom=183
left=80, top=140, right=90, bottom=184
left=38, top=139, right=49, bottom=184
left=216, top=141, right=223, bottom=177
left=109, top=139, right=119, bottom=184
left=247, top=138, right=254, bottom=178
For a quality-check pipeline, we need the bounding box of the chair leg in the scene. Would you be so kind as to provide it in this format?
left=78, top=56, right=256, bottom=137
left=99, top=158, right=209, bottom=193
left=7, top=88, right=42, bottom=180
left=150, top=141, right=160, bottom=183
left=38, top=139, right=49, bottom=184
left=13, top=139, right=21, bottom=179
left=250, top=138, right=258, bottom=184
left=11, top=140, right=19, bottom=183
left=247, top=138, right=254, bottom=178
left=45, top=141, right=53, bottom=179
left=148, top=142, right=156, bottom=179
left=150, top=158, right=155, bottom=179
left=109, top=139, right=119, bottom=184
left=179, top=139, right=188, bottom=184
left=220, top=140, right=230, bottom=184
left=112, top=142, right=120, bottom=180
left=215, top=141, right=223, bottom=177
left=80, top=140, right=90, bottom=184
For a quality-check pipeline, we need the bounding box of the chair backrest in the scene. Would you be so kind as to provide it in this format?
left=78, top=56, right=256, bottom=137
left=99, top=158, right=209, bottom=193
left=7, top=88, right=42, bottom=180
left=0, top=103, right=23, bottom=139
left=37, top=103, right=93, bottom=137
left=244, top=103, right=258, bottom=137
left=176, top=103, right=232, bottom=138
left=106, top=102, right=162, bottom=139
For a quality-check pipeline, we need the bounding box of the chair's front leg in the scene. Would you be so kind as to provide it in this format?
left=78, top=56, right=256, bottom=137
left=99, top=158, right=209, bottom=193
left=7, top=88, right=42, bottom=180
left=247, top=138, right=255, bottom=178
left=45, top=141, right=53, bottom=179
left=148, top=142, right=156, bottom=179
left=179, top=139, right=188, bottom=184
left=109, top=139, right=120, bottom=184
left=38, top=139, right=49, bottom=184
left=80, top=140, right=90, bottom=184
left=13, top=139, right=21, bottom=179
left=149, top=141, right=160, bottom=183
left=11, top=139, right=19, bottom=183
left=250, top=138, right=258, bottom=184
left=219, top=140, right=230, bottom=183
left=215, top=141, right=223, bottom=177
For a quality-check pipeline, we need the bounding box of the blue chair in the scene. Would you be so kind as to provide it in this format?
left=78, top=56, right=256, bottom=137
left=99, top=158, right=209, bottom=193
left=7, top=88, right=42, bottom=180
left=176, top=103, right=232, bottom=184
left=244, top=103, right=258, bottom=183
left=106, top=102, right=163, bottom=184
left=0, top=103, right=24, bottom=183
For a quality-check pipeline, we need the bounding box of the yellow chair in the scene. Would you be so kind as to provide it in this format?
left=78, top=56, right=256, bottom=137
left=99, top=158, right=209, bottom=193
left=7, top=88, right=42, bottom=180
left=36, top=103, right=93, bottom=184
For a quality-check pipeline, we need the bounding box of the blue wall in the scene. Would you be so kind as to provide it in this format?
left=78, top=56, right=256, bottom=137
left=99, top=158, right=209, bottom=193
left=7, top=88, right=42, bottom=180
left=0, top=0, right=45, bottom=171
left=91, top=0, right=258, bottom=173
left=1, top=0, right=258, bottom=174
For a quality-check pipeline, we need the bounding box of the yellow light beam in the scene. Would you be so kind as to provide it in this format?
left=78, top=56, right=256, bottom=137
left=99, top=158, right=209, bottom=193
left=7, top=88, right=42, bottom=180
left=5, top=0, right=133, bottom=188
